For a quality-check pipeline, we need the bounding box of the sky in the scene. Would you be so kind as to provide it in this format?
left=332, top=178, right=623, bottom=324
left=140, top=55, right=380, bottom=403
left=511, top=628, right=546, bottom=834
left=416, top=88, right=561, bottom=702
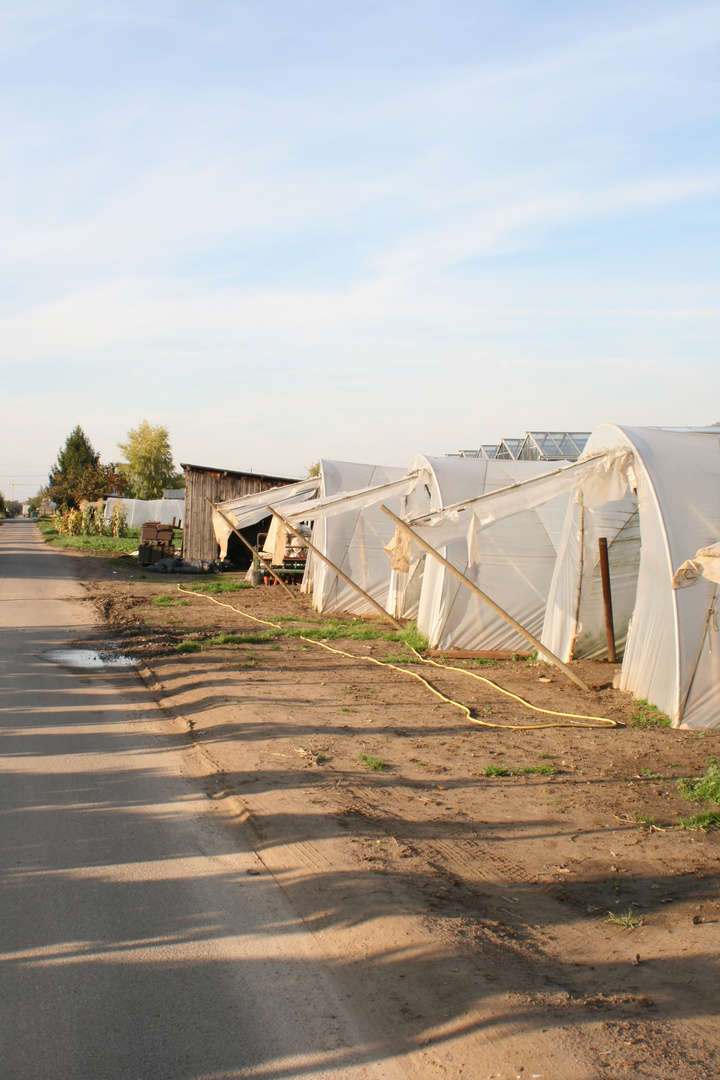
left=1, top=0, right=718, bottom=498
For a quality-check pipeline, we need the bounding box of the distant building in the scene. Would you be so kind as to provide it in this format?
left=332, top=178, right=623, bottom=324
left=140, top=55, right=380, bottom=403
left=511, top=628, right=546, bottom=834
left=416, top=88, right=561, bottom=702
left=449, top=431, right=590, bottom=463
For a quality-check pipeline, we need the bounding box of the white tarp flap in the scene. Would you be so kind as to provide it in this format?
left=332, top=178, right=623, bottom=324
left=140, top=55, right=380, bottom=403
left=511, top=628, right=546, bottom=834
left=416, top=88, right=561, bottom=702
left=408, top=452, right=627, bottom=543
left=542, top=426, right=720, bottom=729
left=104, top=498, right=184, bottom=530
left=282, top=472, right=420, bottom=526
left=212, top=478, right=319, bottom=559
left=672, top=543, right=720, bottom=589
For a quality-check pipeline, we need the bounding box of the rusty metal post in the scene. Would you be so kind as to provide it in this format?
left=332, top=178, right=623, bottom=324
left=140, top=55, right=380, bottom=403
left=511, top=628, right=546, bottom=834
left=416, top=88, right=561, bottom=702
left=598, top=536, right=616, bottom=663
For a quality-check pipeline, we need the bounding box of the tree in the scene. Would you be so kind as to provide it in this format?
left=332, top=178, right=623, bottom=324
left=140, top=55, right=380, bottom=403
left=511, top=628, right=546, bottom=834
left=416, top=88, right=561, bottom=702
left=117, top=421, right=179, bottom=500
left=46, top=426, right=119, bottom=509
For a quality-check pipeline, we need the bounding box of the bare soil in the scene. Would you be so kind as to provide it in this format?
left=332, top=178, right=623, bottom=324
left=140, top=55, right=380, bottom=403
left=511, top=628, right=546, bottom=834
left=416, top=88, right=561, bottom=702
left=72, top=549, right=720, bottom=1079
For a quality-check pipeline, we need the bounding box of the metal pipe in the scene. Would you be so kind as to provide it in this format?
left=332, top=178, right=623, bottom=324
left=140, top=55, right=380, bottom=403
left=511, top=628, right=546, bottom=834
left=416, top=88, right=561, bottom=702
left=598, top=536, right=616, bottom=663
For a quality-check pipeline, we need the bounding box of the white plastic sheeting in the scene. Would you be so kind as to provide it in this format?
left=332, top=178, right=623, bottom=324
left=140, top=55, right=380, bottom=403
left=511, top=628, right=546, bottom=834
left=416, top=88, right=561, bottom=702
left=291, top=456, right=568, bottom=639
left=104, top=498, right=185, bottom=530
left=211, top=478, right=319, bottom=559
left=539, top=426, right=720, bottom=729
left=303, top=460, right=409, bottom=616
left=405, top=457, right=573, bottom=652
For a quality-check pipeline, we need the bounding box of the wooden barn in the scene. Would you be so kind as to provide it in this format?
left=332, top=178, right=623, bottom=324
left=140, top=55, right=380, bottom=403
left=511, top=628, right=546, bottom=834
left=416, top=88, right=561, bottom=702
left=181, top=463, right=299, bottom=564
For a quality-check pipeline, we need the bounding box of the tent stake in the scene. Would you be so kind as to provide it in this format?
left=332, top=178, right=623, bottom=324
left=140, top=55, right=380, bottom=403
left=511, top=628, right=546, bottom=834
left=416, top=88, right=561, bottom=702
left=268, top=505, right=404, bottom=630
left=206, top=498, right=299, bottom=602
left=379, top=504, right=590, bottom=692
left=598, top=537, right=617, bottom=663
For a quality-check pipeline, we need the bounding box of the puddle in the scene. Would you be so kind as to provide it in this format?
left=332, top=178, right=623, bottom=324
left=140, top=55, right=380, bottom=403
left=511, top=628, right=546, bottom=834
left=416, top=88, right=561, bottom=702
left=41, top=648, right=138, bottom=669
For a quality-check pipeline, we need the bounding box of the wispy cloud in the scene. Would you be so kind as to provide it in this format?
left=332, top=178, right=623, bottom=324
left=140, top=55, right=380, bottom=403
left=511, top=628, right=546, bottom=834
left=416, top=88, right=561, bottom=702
left=1, top=1, right=718, bottom=490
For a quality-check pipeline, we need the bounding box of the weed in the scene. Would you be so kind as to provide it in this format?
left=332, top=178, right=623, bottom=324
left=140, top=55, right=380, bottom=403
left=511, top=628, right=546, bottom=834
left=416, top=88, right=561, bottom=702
left=627, top=700, right=671, bottom=729
left=677, top=759, right=720, bottom=804
left=316, top=752, right=328, bottom=764
left=677, top=810, right=720, bottom=830
left=539, top=752, right=554, bottom=760
left=286, top=621, right=378, bottom=641
left=515, top=764, right=555, bottom=776
left=176, top=641, right=202, bottom=653
left=393, top=623, right=430, bottom=652
left=634, top=813, right=657, bottom=827
left=206, top=631, right=279, bottom=646
left=341, top=707, right=350, bottom=713
left=483, top=764, right=510, bottom=777
left=415, top=759, right=428, bottom=766
left=359, top=753, right=388, bottom=772
left=270, top=644, right=281, bottom=651
left=186, top=580, right=250, bottom=595
left=607, top=909, right=643, bottom=930
left=151, top=595, right=189, bottom=608
left=383, top=653, right=422, bottom=664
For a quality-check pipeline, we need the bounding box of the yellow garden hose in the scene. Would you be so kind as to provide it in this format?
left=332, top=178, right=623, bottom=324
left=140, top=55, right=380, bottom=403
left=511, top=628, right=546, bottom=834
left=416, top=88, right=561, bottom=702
left=177, top=585, right=619, bottom=731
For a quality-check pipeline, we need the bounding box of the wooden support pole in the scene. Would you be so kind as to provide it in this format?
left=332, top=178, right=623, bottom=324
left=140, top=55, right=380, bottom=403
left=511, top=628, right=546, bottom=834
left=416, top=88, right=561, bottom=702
left=379, top=504, right=590, bottom=692
left=206, top=498, right=299, bottom=602
left=598, top=537, right=616, bottom=663
left=267, top=505, right=403, bottom=630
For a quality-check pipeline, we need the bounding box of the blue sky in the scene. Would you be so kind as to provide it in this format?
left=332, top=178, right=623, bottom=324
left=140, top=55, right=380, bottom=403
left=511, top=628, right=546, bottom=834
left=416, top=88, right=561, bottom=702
left=1, top=0, right=718, bottom=497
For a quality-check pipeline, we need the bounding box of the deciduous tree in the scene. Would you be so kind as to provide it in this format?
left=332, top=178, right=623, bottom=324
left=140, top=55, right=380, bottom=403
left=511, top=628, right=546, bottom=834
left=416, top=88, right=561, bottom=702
left=117, top=421, right=180, bottom=500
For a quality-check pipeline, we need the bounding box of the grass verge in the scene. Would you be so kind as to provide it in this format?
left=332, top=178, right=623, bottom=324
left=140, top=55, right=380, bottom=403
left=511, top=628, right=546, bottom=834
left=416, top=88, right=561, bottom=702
left=627, top=700, right=671, bottom=729
left=677, top=759, right=720, bottom=804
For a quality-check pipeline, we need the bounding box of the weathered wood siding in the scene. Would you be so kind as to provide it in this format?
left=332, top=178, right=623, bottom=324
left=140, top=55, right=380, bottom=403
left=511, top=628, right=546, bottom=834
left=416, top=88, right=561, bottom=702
left=182, top=464, right=298, bottom=562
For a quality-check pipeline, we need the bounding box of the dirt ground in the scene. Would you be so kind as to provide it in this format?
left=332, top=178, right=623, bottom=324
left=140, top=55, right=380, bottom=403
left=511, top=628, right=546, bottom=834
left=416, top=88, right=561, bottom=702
left=69, top=549, right=719, bottom=1079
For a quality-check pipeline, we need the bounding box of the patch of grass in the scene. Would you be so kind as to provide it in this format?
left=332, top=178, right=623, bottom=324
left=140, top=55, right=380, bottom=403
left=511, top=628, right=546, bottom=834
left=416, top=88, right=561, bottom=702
left=627, top=699, right=671, bottom=729
left=359, top=753, right=388, bottom=772
left=151, top=595, right=190, bottom=608
left=415, top=759, right=428, bottom=767
left=539, top=752, right=554, bottom=760
left=677, top=759, right=720, bottom=804
left=677, top=810, right=720, bottom=830
left=634, top=813, right=657, bottom=828
left=185, top=579, right=251, bottom=595
left=393, top=623, right=430, bottom=652
left=44, top=533, right=143, bottom=554
left=483, top=764, right=510, bottom=777
left=176, top=641, right=202, bottom=653
left=205, top=631, right=279, bottom=646
left=607, top=909, right=643, bottom=929
left=341, top=707, right=350, bottom=713
left=515, top=764, right=555, bottom=776
left=315, top=752, right=328, bottom=763
left=383, top=653, right=422, bottom=664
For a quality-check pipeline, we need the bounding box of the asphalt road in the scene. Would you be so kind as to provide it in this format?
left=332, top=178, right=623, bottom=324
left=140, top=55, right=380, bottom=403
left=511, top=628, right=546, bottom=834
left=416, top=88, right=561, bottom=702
left=0, top=521, right=402, bottom=1080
